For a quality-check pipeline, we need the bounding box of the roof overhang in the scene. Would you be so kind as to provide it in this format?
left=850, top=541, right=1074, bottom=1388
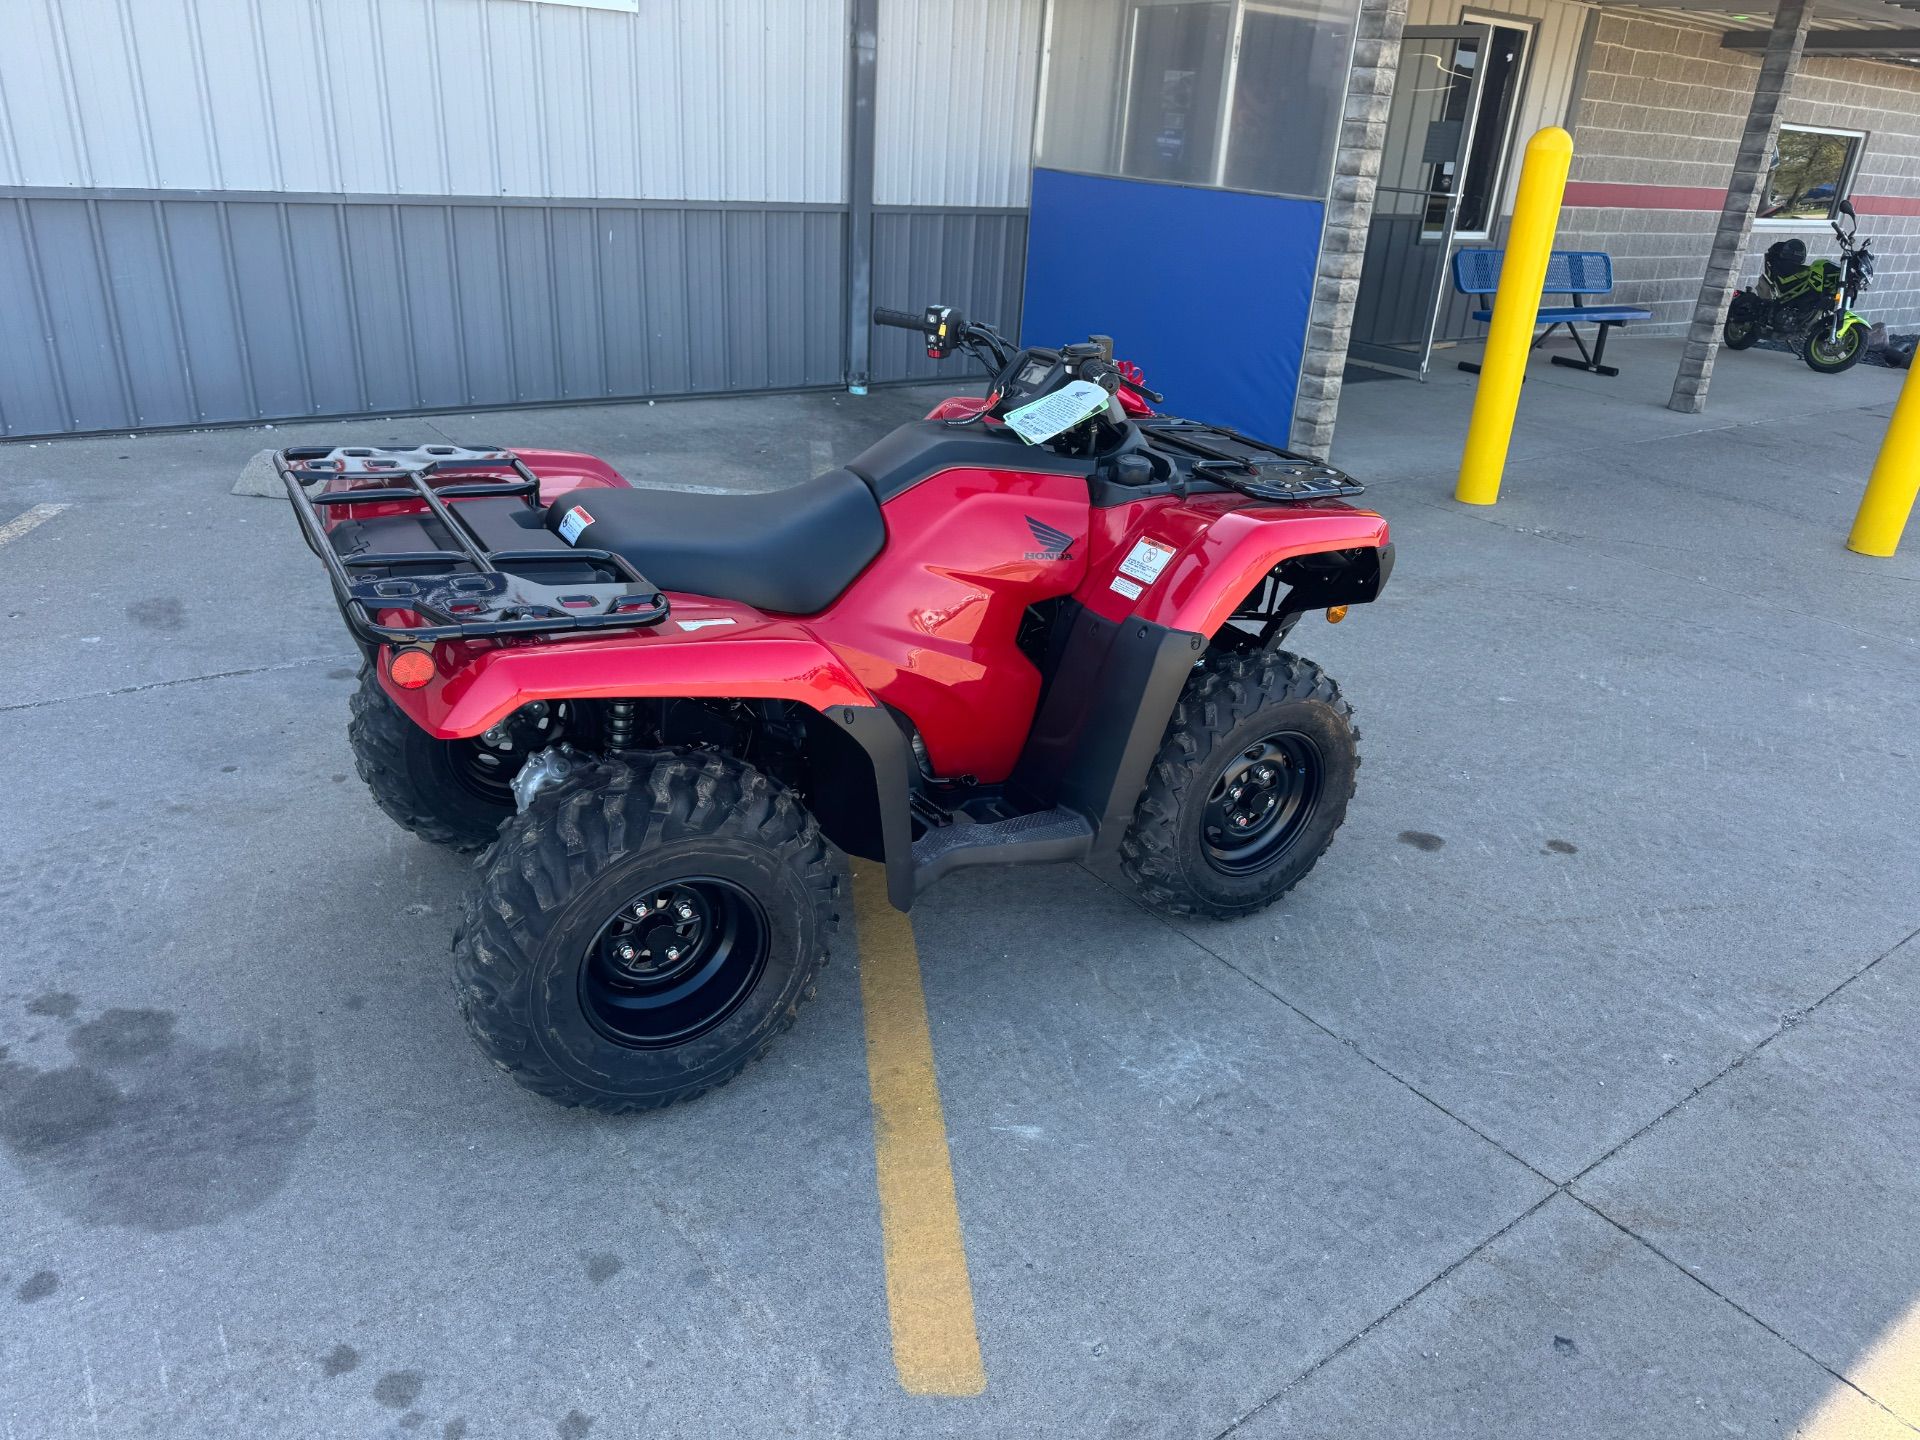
left=1593, top=0, right=1920, bottom=62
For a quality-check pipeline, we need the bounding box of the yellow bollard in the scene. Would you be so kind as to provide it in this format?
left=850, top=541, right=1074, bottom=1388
left=1847, top=359, right=1920, bottom=556
left=1454, top=127, right=1574, bottom=506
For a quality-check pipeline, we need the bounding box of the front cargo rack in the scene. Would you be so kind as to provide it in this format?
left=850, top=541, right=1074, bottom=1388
left=1137, top=418, right=1366, bottom=501
left=279, top=444, right=670, bottom=646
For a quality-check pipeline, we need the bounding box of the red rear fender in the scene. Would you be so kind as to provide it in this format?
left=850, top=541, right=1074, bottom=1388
left=379, top=603, right=875, bottom=739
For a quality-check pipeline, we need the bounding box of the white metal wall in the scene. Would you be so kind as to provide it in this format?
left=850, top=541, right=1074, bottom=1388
left=873, top=0, right=1048, bottom=206
left=0, top=0, right=1054, bottom=434
left=0, top=0, right=849, bottom=203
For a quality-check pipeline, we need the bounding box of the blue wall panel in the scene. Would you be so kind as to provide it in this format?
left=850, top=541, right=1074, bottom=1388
left=1022, top=168, right=1322, bottom=443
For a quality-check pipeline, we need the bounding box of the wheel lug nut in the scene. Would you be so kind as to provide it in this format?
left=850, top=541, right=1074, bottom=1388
left=676, top=903, right=694, bottom=921
left=666, top=947, right=681, bottom=961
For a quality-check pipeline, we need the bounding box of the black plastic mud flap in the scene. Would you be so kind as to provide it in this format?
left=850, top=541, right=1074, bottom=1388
left=825, top=705, right=919, bottom=911
left=1010, top=605, right=1207, bottom=853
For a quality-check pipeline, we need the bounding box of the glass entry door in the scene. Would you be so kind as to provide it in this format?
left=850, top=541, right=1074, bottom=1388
left=1347, top=26, right=1492, bottom=376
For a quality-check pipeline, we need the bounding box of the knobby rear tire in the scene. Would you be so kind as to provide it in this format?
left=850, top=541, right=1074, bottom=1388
left=453, top=750, right=843, bottom=1114
left=347, top=662, right=514, bottom=851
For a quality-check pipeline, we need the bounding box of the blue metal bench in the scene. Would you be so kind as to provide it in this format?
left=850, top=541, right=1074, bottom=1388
left=1451, top=248, right=1653, bottom=377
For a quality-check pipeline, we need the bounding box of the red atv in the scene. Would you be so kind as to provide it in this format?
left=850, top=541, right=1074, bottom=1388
left=283, top=305, right=1393, bottom=1113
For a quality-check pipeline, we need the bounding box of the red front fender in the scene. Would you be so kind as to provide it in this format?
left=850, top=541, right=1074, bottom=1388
left=1076, top=495, right=1390, bottom=635
left=378, top=602, right=877, bottom=739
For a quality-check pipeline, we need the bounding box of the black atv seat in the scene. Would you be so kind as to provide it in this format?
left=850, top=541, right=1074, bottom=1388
left=545, top=468, right=885, bottom=615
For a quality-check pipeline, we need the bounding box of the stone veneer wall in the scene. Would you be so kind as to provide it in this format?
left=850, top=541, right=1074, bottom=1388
left=1290, top=0, right=1411, bottom=456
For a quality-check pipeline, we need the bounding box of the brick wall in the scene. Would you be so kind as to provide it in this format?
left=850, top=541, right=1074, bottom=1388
left=1559, top=12, right=1920, bottom=335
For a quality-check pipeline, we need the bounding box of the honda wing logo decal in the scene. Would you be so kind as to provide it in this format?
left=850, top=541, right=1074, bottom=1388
left=1025, top=516, right=1074, bottom=562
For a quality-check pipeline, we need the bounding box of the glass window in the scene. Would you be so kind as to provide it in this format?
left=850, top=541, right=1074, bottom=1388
left=1036, top=0, right=1363, bottom=201
left=1223, top=2, right=1369, bottom=199
left=1759, top=126, right=1865, bottom=223
left=1120, top=4, right=1234, bottom=186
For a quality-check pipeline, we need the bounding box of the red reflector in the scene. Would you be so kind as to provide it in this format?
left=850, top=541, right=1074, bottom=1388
left=388, top=648, right=435, bottom=689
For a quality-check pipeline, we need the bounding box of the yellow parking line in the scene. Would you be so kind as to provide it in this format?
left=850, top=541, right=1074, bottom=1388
left=0, top=503, right=70, bottom=549
left=852, top=862, right=987, bottom=1397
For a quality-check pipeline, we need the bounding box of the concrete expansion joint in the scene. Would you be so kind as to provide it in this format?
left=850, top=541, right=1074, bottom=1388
left=1569, top=1193, right=1907, bottom=1427
left=1199, top=913, right=1920, bottom=1440
left=1562, top=921, right=1920, bottom=1196
left=0, top=652, right=360, bottom=715
left=1205, top=1192, right=1560, bottom=1440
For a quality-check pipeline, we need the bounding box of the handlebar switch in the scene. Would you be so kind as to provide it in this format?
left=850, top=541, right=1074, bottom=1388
left=924, top=305, right=961, bottom=360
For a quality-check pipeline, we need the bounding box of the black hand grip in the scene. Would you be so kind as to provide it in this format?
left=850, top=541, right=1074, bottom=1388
left=874, top=307, right=926, bottom=332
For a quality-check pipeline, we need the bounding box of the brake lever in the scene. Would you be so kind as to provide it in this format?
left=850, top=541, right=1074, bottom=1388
left=1103, top=360, right=1164, bottom=404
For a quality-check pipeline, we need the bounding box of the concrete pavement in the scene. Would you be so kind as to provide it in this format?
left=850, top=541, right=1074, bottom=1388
left=1, top=337, right=1916, bottom=1437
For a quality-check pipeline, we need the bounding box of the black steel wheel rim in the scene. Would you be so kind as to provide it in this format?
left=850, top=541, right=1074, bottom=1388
left=1201, top=732, right=1324, bottom=876
left=579, top=877, right=770, bottom=1049
left=449, top=702, right=571, bottom=806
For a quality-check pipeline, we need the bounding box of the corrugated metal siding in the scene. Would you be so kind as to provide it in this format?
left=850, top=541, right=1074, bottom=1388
left=0, top=0, right=848, bottom=203
left=873, top=0, right=1047, bottom=205
left=869, top=210, right=1028, bottom=380
left=0, top=193, right=846, bottom=436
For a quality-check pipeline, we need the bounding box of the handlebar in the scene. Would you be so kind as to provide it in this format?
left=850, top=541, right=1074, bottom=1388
left=872, top=299, right=1163, bottom=413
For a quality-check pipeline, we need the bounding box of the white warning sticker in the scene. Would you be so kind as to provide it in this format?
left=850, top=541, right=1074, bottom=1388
left=678, top=617, right=737, bottom=632
left=557, top=505, right=595, bottom=545
left=1110, top=575, right=1143, bottom=601
left=1118, top=537, right=1176, bottom=585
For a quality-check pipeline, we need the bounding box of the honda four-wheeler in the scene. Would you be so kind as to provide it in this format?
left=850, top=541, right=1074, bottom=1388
left=1724, top=198, right=1876, bottom=373
left=283, top=304, right=1393, bottom=1113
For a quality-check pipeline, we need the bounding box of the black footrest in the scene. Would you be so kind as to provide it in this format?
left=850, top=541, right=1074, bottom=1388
left=911, top=807, right=1094, bottom=895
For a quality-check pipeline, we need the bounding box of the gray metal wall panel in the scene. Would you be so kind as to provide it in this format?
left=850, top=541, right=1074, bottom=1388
left=94, top=201, right=191, bottom=428
left=164, top=203, right=256, bottom=424
left=0, top=202, right=66, bottom=435
left=868, top=210, right=1029, bottom=383
left=0, top=193, right=853, bottom=437
left=0, top=0, right=849, bottom=203
left=28, top=201, right=128, bottom=432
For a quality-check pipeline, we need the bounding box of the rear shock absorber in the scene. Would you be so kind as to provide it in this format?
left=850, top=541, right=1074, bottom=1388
left=606, top=700, right=636, bottom=752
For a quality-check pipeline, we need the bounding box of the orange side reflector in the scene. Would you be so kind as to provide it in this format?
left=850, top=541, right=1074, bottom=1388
left=388, top=647, right=436, bottom=689
left=1326, top=605, right=1349, bottom=624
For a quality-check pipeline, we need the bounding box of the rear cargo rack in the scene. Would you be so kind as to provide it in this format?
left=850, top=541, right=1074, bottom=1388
left=1137, top=419, right=1366, bottom=501
left=279, top=445, right=670, bottom=646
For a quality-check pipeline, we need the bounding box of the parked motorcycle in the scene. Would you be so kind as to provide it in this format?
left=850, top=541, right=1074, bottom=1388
left=1724, top=198, right=1875, bottom=374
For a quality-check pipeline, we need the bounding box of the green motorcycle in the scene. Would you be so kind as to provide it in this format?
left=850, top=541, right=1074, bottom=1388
left=1724, top=199, right=1876, bottom=374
